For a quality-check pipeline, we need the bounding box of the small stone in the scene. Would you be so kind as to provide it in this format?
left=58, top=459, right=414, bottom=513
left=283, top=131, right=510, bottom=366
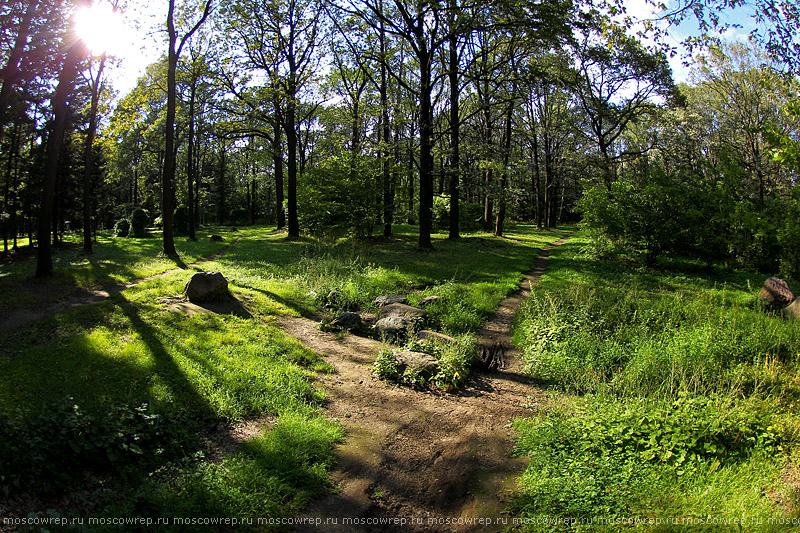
left=417, top=295, right=442, bottom=307
left=375, top=316, right=414, bottom=335
left=373, top=294, right=408, bottom=307
left=416, top=330, right=456, bottom=344
left=393, top=350, right=439, bottom=380
left=185, top=271, right=229, bottom=302
left=330, top=312, right=364, bottom=330
left=378, top=303, right=428, bottom=320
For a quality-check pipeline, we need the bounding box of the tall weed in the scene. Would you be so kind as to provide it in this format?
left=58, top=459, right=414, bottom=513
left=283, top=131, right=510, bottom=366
left=515, top=282, right=800, bottom=398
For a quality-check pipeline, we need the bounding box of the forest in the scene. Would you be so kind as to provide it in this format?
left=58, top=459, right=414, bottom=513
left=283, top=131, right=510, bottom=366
left=3, top=0, right=800, bottom=530
left=0, top=0, right=796, bottom=274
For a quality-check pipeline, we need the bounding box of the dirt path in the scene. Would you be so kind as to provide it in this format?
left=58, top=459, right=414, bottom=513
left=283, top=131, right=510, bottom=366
left=0, top=238, right=242, bottom=336
left=284, top=234, right=573, bottom=532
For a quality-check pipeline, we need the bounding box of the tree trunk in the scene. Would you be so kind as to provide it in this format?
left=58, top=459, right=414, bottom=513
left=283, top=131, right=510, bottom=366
left=447, top=20, right=460, bottom=240
left=418, top=49, right=434, bottom=249
left=531, top=120, right=542, bottom=229
left=495, top=100, right=513, bottom=237
left=381, top=34, right=392, bottom=237
left=161, top=1, right=179, bottom=256
left=407, top=122, right=415, bottom=225
left=36, top=9, right=86, bottom=277
left=82, top=56, right=106, bottom=255
left=251, top=159, right=257, bottom=225
left=273, top=110, right=285, bottom=229
left=217, top=140, right=226, bottom=224
left=285, top=80, right=299, bottom=239
left=186, top=82, right=197, bottom=240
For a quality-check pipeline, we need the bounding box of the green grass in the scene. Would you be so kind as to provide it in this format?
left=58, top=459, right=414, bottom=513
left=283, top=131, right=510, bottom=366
left=1, top=223, right=574, bottom=527
left=0, top=231, right=340, bottom=526
left=510, top=232, right=800, bottom=530
left=0, top=226, right=248, bottom=320
left=283, top=224, right=576, bottom=334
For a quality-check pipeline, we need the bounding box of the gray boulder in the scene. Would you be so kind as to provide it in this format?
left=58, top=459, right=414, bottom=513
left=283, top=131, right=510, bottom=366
left=375, top=316, right=414, bottom=336
left=760, top=277, right=795, bottom=308
left=394, top=350, right=439, bottom=380
left=330, top=312, right=365, bottom=330
left=373, top=294, right=408, bottom=307
left=416, top=330, right=456, bottom=344
left=784, top=299, right=800, bottom=321
left=378, top=303, right=428, bottom=320
left=185, top=271, right=229, bottom=302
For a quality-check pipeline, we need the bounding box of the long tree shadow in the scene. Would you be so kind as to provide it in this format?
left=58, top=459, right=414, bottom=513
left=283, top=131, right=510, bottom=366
left=239, top=284, right=319, bottom=319
left=113, top=293, right=215, bottom=421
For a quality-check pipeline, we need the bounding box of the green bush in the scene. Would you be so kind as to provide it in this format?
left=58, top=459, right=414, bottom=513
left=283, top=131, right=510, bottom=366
left=297, top=153, right=381, bottom=237
left=372, top=334, right=477, bottom=391
left=173, top=204, right=190, bottom=235
left=432, top=196, right=483, bottom=232
left=130, top=207, right=150, bottom=238
left=512, top=395, right=784, bottom=524
left=114, top=218, right=130, bottom=237
left=0, top=399, right=180, bottom=495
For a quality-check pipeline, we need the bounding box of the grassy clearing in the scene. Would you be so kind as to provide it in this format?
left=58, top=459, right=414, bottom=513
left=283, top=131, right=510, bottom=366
left=0, top=231, right=340, bottom=528
left=0, top=226, right=248, bottom=320
left=510, top=232, right=800, bottom=530
left=1, top=224, right=572, bottom=527
left=285, top=224, right=575, bottom=335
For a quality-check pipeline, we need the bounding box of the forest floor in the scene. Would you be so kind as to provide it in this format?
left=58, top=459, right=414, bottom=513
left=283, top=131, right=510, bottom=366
left=278, top=234, right=574, bottom=532
left=0, top=237, right=242, bottom=336
left=1, top=227, right=575, bottom=531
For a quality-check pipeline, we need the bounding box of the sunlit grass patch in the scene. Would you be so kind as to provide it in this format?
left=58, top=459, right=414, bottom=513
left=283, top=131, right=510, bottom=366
left=510, top=231, right=800, bottom=529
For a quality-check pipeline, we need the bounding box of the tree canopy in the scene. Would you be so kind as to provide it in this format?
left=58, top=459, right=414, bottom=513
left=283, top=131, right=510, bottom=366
left=1, top=0, right=799, bottom=277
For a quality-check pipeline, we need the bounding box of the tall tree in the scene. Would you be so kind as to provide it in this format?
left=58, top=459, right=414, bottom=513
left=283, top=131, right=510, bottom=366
left=565, top=22, right=676, bottom=188
left=0, top=0, right=41, bottom=131
left=221, top=0, right=324, bottom=239
left=36, top=0, right=89, bottom=277
left=161, top=0, right=213, bottom=256
left=81, top=52, right=107, bottom=254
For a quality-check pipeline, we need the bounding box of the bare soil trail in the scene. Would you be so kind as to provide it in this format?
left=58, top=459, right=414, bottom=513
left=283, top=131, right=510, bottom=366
left=0, top=238, right=242, bottom=336
left=286, top=234, right=574, bottom=532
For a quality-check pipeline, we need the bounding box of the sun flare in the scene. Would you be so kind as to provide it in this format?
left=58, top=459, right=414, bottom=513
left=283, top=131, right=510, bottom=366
left=75, top=2, right=130, bottom=56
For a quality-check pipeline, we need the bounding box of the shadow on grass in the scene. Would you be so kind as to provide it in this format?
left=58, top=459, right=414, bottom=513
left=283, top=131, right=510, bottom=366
left=113, top=293, right=216, bottom=421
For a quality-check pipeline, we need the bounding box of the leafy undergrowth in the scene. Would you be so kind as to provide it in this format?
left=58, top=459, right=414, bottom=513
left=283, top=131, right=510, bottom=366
left=510, top=232, right=800, bottom=530
left=372, top=334, right=478, bottom=391
left=0, top=224, right=573, bottom=527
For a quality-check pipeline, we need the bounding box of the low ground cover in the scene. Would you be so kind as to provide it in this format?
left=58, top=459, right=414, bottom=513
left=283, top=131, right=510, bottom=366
left=0, top=226, right=246, bottom=320
left=1, top=224, right=572, bottom=528
left=511, top=233, right=800, bottom=530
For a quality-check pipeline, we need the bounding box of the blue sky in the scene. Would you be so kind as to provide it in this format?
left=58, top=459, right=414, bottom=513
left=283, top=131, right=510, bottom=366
left=623, top=0, right=761, bottom=82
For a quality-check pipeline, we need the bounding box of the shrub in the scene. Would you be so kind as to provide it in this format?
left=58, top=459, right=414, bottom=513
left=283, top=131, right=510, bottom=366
left=432, top=196, right=483, bottom=232
left=0, top=399, right=181, bottom=495
left=130, top=208, right=150, bottom=238
left=114, top=218, right=130, bottom=237
left=173, top=204, right=190, bottom=235
left=372, top=334, right=477, bottom=392
left=297, top=153, right=381, bottom=237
